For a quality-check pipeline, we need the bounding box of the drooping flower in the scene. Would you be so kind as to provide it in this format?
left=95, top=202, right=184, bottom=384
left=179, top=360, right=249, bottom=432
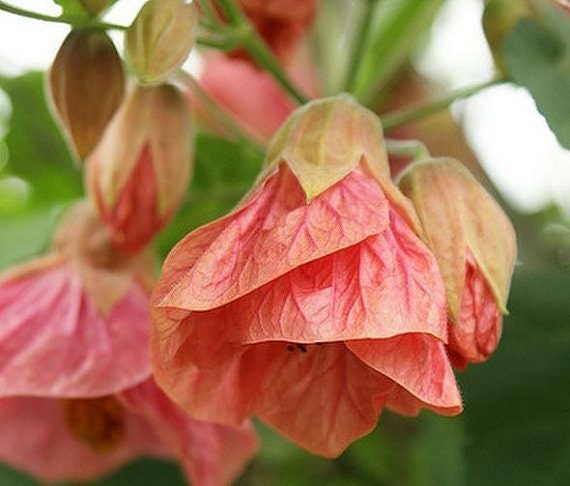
left=398, top=158, right=517, bottom=368
left=0, top=379, right=258, bottom=484
left=197, top=52, right=319, bottom=141
left=152, top=95, right=462, bottom=457
left=86, top=83, right=193, bottom=253
left=0, top=202, right=259, bottom=483
left=0, top=202, right=153, bottom=398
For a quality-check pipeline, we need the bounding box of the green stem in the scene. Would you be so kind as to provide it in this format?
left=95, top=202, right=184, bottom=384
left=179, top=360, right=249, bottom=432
left=196, top=0, right=223, bottom=29
left=178, top=71, right=265, bottom=151
left=0, top=1, right=127, bottom=30
left=381, top=78, right=507, bottom=131
left=386, top=139, right=430, bottom=160
left=344, top=0, right=377, bottom=91
left=215, top=0, right=309, bottom=105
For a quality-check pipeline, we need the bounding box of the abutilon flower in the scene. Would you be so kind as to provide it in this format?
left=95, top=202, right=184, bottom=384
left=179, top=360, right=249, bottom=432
left=0, top=379, right=258, bottom=484
left=152, top=95, right=463, bottom=457
left=0, top=203, right=259, bottom=483
left=86, top=83, right=193, bottom=253
left=0, top=202, right=153, bottom=398
left=197, top=53, right=319, bottom=141
left=398, top=159, right=517, bottom=369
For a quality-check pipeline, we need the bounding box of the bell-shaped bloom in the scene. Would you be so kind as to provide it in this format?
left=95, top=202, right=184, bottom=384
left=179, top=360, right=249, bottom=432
left=197, top=52, right=318, bottom=142
left=86, top=83, right=193, bottom=253
left=0, top=202, right=154, bottom=398
left=152, top=95, right=462, bottom=457
left=0, top=379, right=258, bottom=485
left=398, top=158, right=517, bottom=368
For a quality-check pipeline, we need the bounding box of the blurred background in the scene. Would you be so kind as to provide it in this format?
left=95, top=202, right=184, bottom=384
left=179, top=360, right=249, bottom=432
left=0, top=0, right=569, bottom=484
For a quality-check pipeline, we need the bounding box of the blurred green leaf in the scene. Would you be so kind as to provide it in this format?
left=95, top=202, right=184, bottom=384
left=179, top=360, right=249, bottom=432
left=354, top=0, right=444, bottom=105
left=460, top=265, right=570, bottom=486
left=0, top=72, right=82, bottom=206
left=503, top=14, right=570, bottom=149
left=155, top=132, right=263, bottom=258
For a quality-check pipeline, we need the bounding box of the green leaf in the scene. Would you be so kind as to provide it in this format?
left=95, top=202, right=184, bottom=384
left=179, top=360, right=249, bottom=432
left=0, top=72, right=82, bottom=206
left=503, top=16, right=570, bottom=149
left=460, top=265, right=570, bottom=485
left=354, top=0, right=444, bottom=105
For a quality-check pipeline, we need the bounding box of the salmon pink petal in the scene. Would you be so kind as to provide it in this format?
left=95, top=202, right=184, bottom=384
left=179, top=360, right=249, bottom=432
left=347, top=335, right=463, bottom=416
left=152, top=334, right=394, bottom=457
left=0, top=396, right=168, bottom=483
left=160, top=165, right=389, bottom=311
left=193, top=207, right=446, bottom=343
left=0, top=262, right=150, bottom=397
left=448, top=254, right=503, bottom=367
left=120, top=380, right=258, bottom=486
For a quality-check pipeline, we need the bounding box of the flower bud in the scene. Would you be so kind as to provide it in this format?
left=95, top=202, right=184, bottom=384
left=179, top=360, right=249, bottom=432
left=125, top=0, right=198, bottom=85
left=49, top=29, right=125, bottom=160
left=398, top=159, right=517, bottom=366
left=265, top=94, right=423, bottom=232
left=86, top=84, right=193, bottom=253
left=78, top=0, right=113, bottom=16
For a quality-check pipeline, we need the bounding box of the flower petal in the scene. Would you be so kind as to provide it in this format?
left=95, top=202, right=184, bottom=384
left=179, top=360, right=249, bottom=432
left=347, top=335, right=463, bottom=416
left=0, top=395, right=167, bottom=483
left=152, top=327, right=393, bottom=457
left=0, top=261, right=151, bottom=397
left=448, top=253, right=503, bottom=367
left=158, top=164, right=389, bottom=311
left=120, top=379, right=258, bottom=486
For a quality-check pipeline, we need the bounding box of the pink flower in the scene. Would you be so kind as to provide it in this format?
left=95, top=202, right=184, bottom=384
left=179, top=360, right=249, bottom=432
left=0, top=203, right=153, bottom=398
left=236, top=0, right=318, bottom=63
left=197, top=53, right=318, bottom=141
left=152, top=96, right=462, bottom=457
left=0, top=379, right=258, bottom=484
left=398, top=159, right=517, bottom=369
left=86, top=84, right=193, bottom=253
left=446, top=252, right=503, bottom=369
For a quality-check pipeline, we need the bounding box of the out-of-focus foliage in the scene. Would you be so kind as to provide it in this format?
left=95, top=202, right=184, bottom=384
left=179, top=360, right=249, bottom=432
left=503, top=1, right=570, bottom=149
left=0, top=68, right=569, bottom=485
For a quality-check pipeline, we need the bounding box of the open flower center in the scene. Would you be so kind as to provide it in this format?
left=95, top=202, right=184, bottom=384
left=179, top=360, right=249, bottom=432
left=61, top=396, right=126, bottom=452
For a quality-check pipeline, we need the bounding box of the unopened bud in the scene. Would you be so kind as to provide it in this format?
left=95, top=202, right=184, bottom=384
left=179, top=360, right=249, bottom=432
left=125, top=0, right=198, bottom=85
left=86, top=84, right=193, bottom=253
left=49, top=29, right=125, bottom=160
left=79, top=0, right=113, bottom=16
left=398, top=159, right=517, bottom=319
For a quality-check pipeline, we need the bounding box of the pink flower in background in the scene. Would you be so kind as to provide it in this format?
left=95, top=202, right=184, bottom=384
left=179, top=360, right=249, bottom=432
left=236, top=0, right=318, bottom=63
left=197, top=53, right=319, bottom=141
left=0, top=379, right=258, bottom=485
left=152, top=96, right=462, bottom=457
left=0, top=203, right=154, bottom=398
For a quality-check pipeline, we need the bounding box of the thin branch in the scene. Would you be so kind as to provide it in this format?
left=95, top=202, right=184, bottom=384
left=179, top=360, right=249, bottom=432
left=0, top=1, right=127, bottom=30
left=381, top=78, right=507, bottom=131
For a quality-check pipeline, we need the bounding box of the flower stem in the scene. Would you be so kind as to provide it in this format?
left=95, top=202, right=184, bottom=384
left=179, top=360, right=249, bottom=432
left=343, top=0, right=377, bottom=92
left=0, top=1, right=127, bottom=30
left=214, top=0, right=309, bottom=105
left=381, top=78, right=507, bottom=131
left=385, top=139, right=430, bottom=160
left=178, top=71, right=265, bottom=152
